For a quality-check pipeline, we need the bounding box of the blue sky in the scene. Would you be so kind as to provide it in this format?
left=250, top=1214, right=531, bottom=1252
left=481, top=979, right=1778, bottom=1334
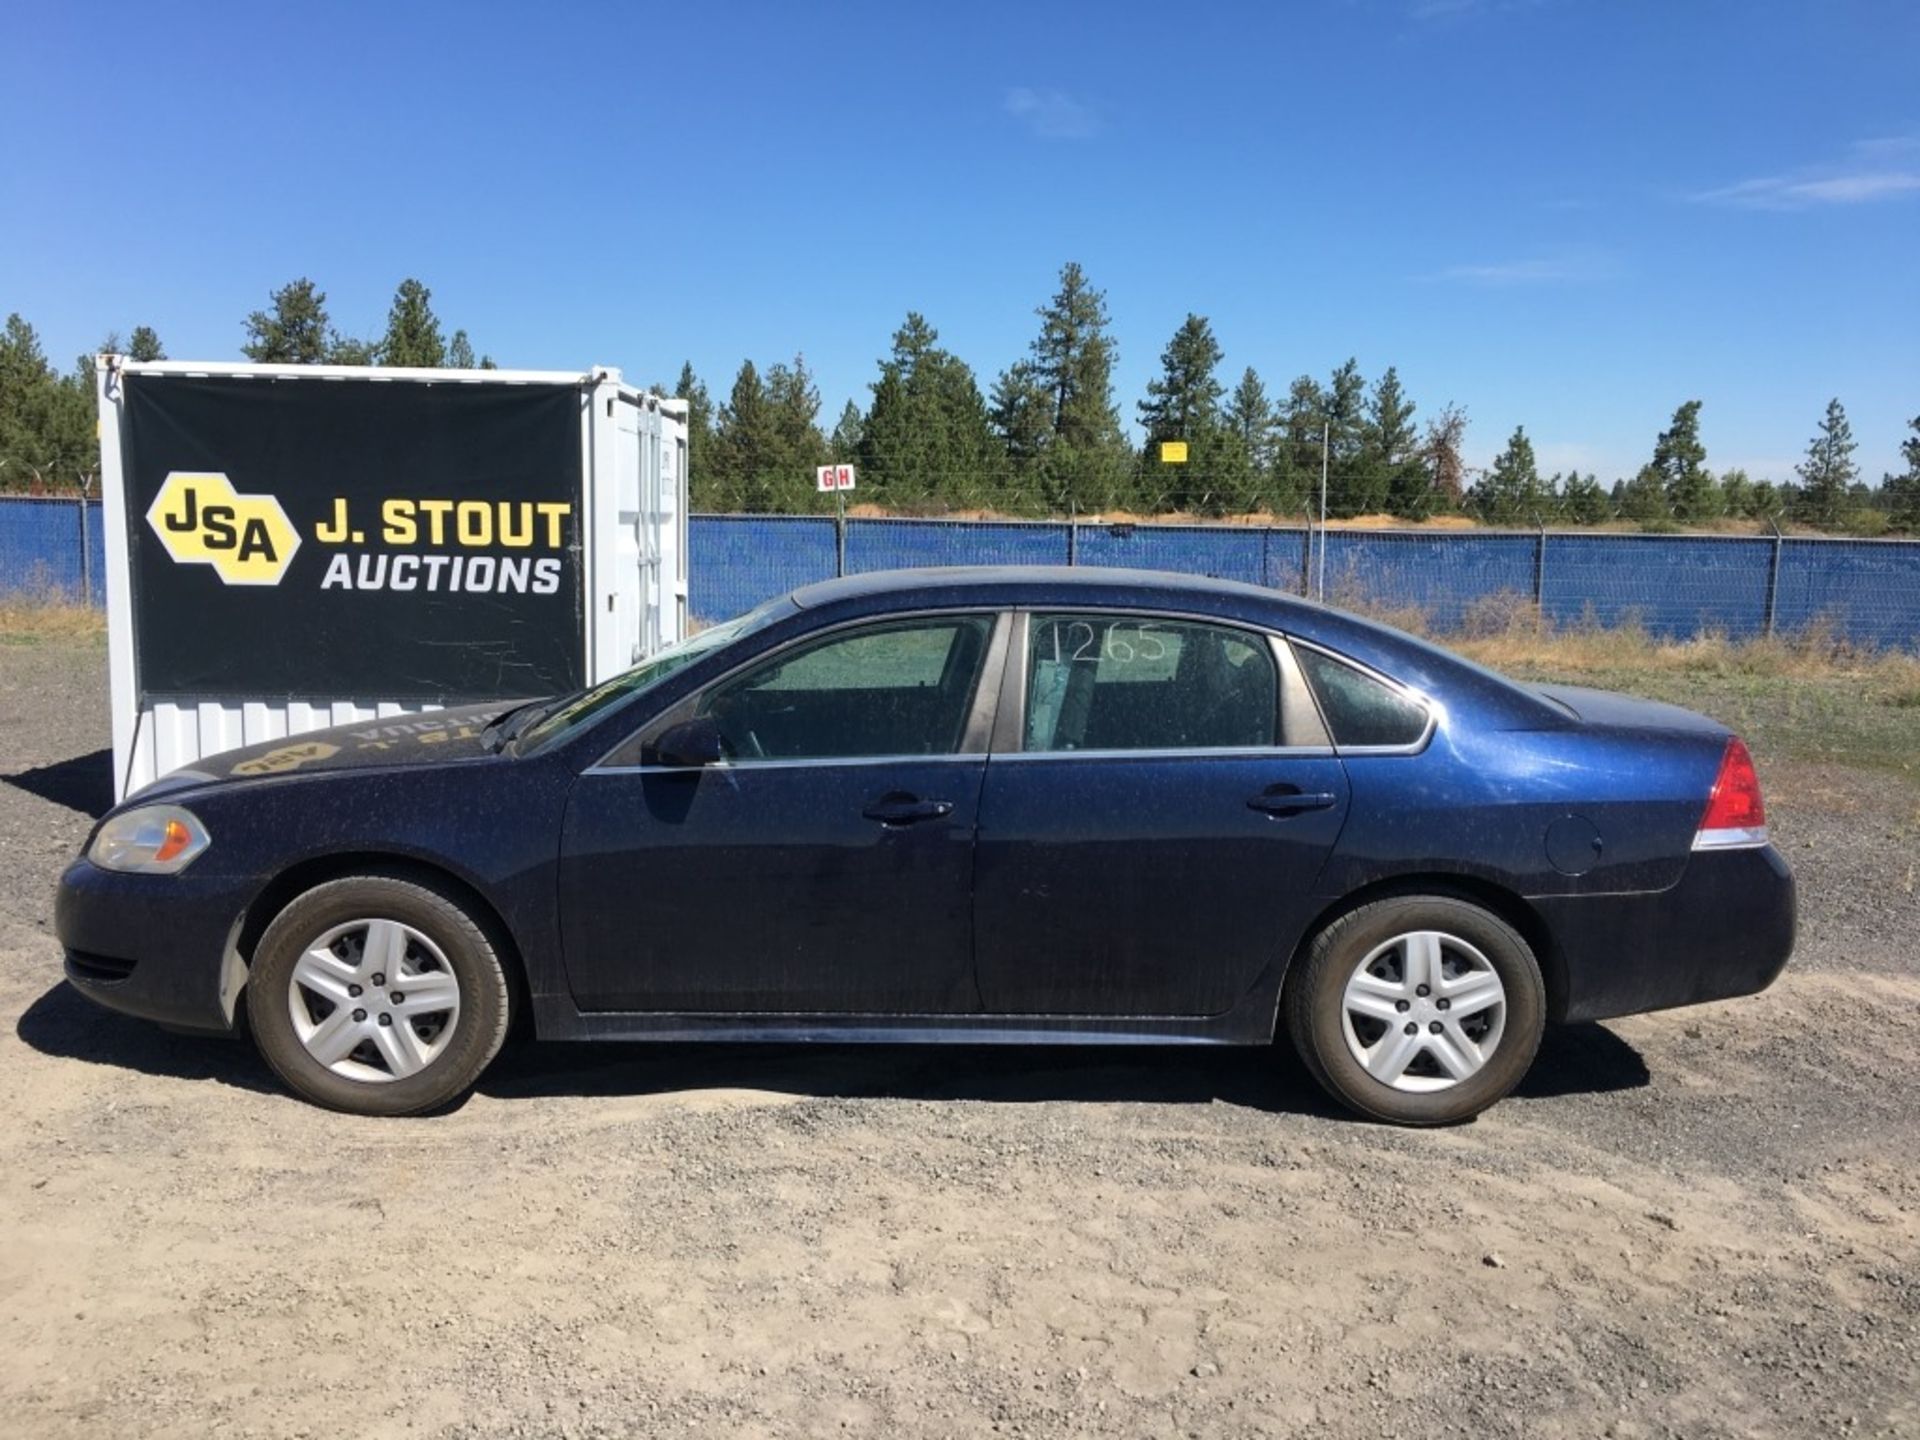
left=4, top=0, right=1916, bottom=482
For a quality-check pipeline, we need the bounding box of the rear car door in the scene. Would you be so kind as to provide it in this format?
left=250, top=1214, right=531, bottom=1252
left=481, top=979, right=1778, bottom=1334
left=972, top=612, right=1352, bottom=1016
left=558, top=611, right=1004, bottom=1013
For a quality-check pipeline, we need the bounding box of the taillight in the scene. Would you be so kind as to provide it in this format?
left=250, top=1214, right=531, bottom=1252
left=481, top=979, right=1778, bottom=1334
left=1694, top=737, right=1768, bottom=850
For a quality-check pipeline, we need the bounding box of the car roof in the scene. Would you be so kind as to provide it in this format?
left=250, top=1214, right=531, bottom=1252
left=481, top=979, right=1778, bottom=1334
left=787, top=565, right=1564, bottom=732
left=791, top=565, right=1311, bottom=613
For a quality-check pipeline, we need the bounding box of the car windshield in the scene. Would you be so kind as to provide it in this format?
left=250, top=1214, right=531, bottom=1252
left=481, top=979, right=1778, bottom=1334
left=516, top=597, right=796, bottom=752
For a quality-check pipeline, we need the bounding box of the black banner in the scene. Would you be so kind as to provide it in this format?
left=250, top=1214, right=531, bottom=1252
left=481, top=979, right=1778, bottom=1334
left=122, top=373, right=586, bottom=700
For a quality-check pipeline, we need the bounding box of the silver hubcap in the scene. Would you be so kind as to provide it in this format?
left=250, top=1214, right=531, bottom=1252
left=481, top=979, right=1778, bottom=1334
left=1340, top=930, right=1507, bottom=1093
left=287, top=918, right=461, bottom=1083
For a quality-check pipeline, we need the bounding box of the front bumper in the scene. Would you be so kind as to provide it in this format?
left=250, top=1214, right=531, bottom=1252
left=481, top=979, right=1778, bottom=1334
left=1536, top=843, right=1796, bottom=1024
left=54, top=858, right=251, bottom=1034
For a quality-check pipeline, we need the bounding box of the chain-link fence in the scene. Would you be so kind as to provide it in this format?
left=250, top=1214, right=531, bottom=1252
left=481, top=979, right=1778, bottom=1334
left=689, top=513, right=1920, bottom=650
left=8, top=497, right=1919, bottom=650
left=0, top=496, right=104, bottom=605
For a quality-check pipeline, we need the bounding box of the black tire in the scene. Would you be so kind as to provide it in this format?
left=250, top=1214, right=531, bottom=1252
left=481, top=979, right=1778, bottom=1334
left=1284, top=895, right=1545, bottom=1126
left=246, top=874, right=511, bottom=1116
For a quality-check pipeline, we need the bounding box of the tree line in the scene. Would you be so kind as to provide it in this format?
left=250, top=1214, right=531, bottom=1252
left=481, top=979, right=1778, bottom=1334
left=665, top=263, right=1918, bottom=534
left=4, top=264, right=1918, bottom=533
left=0, top=277, right=490, bottom=492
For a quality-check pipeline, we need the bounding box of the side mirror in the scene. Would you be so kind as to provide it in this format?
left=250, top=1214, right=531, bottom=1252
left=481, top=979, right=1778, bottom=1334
left=646, top=714, right=724, bottom=768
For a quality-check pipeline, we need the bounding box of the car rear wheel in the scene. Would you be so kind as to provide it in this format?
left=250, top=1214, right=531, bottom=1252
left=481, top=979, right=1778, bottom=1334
left=246, top=875, right=511, bottom=1116
left=1284, top=895, right=1545, bottom=1125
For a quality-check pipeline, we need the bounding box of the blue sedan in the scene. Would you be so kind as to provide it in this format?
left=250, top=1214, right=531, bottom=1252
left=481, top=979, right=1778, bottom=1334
left=56, top=567, right=1794, bottom=1123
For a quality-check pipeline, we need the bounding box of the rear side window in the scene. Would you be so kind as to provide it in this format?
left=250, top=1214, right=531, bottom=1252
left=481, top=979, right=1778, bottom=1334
left=1294, top=646, right=1430, bottom=749
left=1025, top=614, right=1277, bottom=752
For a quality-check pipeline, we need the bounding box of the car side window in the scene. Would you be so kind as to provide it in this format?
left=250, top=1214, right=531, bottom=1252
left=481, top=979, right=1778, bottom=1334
left=1024, top=614, right=1277, bottom=752
left=1293, top=645, right=1431, bottom=749
left=698, top=616, right=993, bottom=761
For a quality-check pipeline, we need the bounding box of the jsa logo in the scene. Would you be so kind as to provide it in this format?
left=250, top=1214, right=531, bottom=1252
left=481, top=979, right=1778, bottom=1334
left=146, top=472, right=301, bottom=585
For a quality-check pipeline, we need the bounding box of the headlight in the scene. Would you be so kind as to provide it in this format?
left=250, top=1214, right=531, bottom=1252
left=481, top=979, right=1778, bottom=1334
left=89, top=805, right=211, bottom=874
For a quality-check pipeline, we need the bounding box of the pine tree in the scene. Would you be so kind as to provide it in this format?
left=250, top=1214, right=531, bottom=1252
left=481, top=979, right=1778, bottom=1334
left=242, top=278, right=333, bottom=364
left=127, top=326, right=165, bottom=362
left=1618, top=465, right=1671, bottom=525
left=1219, top=367, right=1274, bottom=514
left=1652, top=399, right=1719, bottom=521
left=327, top=335, right=378, bottom=365
left=1885, top=415, right=1920, bottom=533
left=1562, top=471, right=1611, bottom=524
left=1794, top=398, right=1857, bottom=529
left=828, top=400, right=864, bottom=464
left=1224, top=368, right=1274, bottom=468
left=378, top=279, right=446, bottom=368
left=1274, top=375, right=1328, bottom=518
left=1322, top=359, right=1370, bottom=518
left=1718, top=468, right=1752, bottom=519
left=1032, top=262, right=1127, bottom=455
left=709, top=360, right=778, bottom=511
left=0, top=314, right=55, bottom=483
left=0, top=315, right=93, bottom=490
left=764, top=354, right=830, bottom=512
left=858, top=314, right=998, bottom=511
left=1361, top=367, right=1428, bottom=519
left=1474, top=426, right=1544, bottom=526
left=988, top=361, right=1052, bottom=507
left=993, top=263, right=1131, bottom=514
left=1136, top=314, right=1226, bottom=513
left=1420, top=404, right=1468, bottom=514
left=447, top=330, right=477, bottom=369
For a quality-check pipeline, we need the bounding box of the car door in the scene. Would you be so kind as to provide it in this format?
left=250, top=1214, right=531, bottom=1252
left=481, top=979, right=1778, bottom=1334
left=557, top=610, right=1006, bottom=1013
left=972, top=611, right=1352, bottom=1017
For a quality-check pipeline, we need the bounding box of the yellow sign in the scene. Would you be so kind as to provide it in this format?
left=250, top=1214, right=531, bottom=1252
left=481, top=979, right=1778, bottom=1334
left=1159, top=440, right=1189, bottom=465
left=146, top=471, right=301, bottom=586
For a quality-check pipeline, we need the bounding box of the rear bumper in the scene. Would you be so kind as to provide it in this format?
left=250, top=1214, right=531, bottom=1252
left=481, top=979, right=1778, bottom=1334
left=54, top=859, right=247, bottom=1035
left=1536, top=844, right=1795, bottom=1024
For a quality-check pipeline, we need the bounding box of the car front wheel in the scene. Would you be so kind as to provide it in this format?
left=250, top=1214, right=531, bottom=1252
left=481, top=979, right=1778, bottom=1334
left=246, top=874, right=511, bottom=1116
left=1284, top=895, right=1546, bottom=1125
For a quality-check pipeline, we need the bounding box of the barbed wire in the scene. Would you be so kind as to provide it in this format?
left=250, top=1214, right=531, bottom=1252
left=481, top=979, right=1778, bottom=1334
left=688, top=460, right=1893, bottom=535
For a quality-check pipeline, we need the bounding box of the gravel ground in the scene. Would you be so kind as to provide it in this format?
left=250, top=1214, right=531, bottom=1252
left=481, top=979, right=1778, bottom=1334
left=2, top=632, right=1917, bottom=1439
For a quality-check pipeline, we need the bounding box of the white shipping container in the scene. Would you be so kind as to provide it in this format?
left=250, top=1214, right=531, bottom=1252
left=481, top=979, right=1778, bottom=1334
left=96, top=358, right=688, bottom=800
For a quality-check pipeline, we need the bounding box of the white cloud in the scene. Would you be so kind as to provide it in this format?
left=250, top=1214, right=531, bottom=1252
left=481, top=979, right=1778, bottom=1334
left=1407, top=0, right=1485, bottom=18
left=1694, top=138, right=1920, bottom=210
left=1405, top=0, right=1552, bottom=23
left=1003, top=88, right=1099, bottom=141
left=1428, top=251, right=1614, bottom=286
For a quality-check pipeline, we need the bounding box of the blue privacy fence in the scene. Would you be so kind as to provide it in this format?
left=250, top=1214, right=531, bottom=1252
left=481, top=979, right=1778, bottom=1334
left=8, top=496, right=1920, bottom=648
left=0, top=497, right=106, bottom=605
left=688, top=514, right=1920, bottom=649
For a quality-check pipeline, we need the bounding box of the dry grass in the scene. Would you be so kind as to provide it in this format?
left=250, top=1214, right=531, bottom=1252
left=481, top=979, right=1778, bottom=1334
left=0, top=600, right=106, bottom=646
left=1448, top=603, right=1920, bottom=691
left=1353, top=591, right=1920, bottom=782
left=1329, top=585, right=1920, bottom=689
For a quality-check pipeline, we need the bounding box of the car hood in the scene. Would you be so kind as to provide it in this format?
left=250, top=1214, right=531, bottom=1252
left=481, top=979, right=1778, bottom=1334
left=133, top=700, right=526, bottom=797
left=1531, top=684, right=1729, bottom=738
